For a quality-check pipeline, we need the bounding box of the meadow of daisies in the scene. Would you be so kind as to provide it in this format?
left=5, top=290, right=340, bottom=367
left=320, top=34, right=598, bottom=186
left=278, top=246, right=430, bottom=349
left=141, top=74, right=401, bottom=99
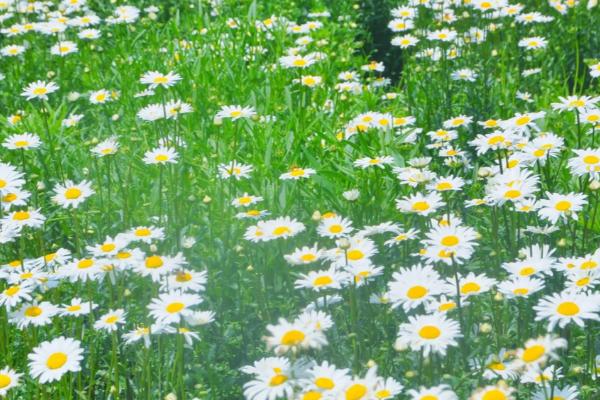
left=2, top=0, right=600, bottom=399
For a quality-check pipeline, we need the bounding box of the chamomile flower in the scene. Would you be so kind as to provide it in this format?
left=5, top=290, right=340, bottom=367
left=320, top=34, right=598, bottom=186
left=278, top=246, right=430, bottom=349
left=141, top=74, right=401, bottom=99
left=0, top=283, right=34, bottom=310
left=280, top=167, right=316, bottom=180
left=284, top=244, right=324, bottom=265
left=140, top=71, right=182, bottom=89
left=28, top=337, right=83, bottom=383
left=406, top=384, right=458, bottom=400
left=518, top=36, right=548, bottom=50
left=60, top=297, right=97, bottom=317
left=387, top=264, right=445, bottom=311
left=218, top=161, right=254, bottom=180
left=0, top=367, right=21, bottom=397
left=423, top=224, right=478, bottom=264
left=50, top=40, right=78, bottom=56
left=2, top=209, right=46, bottom=230
left=396, top=313, right=461, bottom=356
left=52, top=180, right=94, bottom=209
left=396, top=192, right=445, bottom=216
left=21, top=80, right=59, bottom=100
left=91, top=137, right=119, bottom=157
left=317, top=216, right=353, bottom=238
left=143, top=146, right=179, bottom=165
left=538, top=192, right=587, bottom=224
left=134, top=253, right=186, bottom=282
left=497, top=277, right=545, bottom=298
left=568, top=148, right=600, bottom=178
left=215, top=105, right=256, bottom=121
left=260, top=216, right=306, bottom=240
left=148, top=292, right=202, bottom=324
left=354, top=156, right=394, bottom=169
left=469, top=383, right=515, bottom=400
left=514, top=335, right=567, bottom=367
left=128, top=225, right=165, bottom=243
left=10, top=301, right=59, bottom=329
left=162, top=269, right=207, bottom=292
left=534, top=291, right=600, bottom=330
left=94, top=309, right=126, bottom=332
left=295, top=267, right=349, bottom=291
left=2, top=133, right=41, bottom=150
left=242, top=357, right=295, bottom=400
left=265, top=318, right=327, bottom=354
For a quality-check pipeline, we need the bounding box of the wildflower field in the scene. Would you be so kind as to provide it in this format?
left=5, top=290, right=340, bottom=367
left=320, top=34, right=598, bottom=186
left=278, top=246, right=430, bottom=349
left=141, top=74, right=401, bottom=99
left=1, top=0, right=600, bottom=399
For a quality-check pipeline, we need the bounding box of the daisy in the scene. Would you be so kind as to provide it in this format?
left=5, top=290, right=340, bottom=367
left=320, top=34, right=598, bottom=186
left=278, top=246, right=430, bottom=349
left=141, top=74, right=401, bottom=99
left=215, top=105, right=256, bottom=121
left=317, top=216, right=353, bottom=238
left=265, top=318, right=327, bottom=354
left=127, top=225, right=165, bottom=243
left=91, top=137, right=119, bottom=157
left=533, top=386, right=578, bottom=400
left=427, top=28, right=457, bottom=42
left=1, top=44, right=26, bottom=56
left=427, top=176, right=465, bottom=192
left=94, top=309, right=126, bottom=332
left=497, top=277, right=545, bottom=298
left=406, top=384, right=458, bottom=400
left=162, top=269, right=207, bottom=293
left=551, top=95, right=599, bottom=113
left=301, top=361, right=350, bottom=394
left=452, top=273, right=497, bottom=299
left=218, top=161, right=254, bottom=180
left=242, top=357, right=295, bottom=400
left=469, top=383, right=515, bottom=400
left=133, top=253, right=186, bottom=282
left=231, top=193, right=263, bottom=207
left=2, top=209, right=46, bottom=230
left=280, top=167, right=316, bottom=180
left=391, top=34, right=419, bottom=48
left=346, top=263, right=384, bottom=286
left=568, top=148, right=600, bottom=178
left=164, top=100, right=193, bottom=119
left=9, top=301, right=59, bottom=329
left=295, top=267, right=349, bottom=291
left=514, top=335, right=567, bottom=367
left=2, top=133, right=41, bottom=150
left=185, top=310, right=216, bottom=326
left=28, top=337, right=83, bottom=383
left=140, top=71, right=182, bottom=89
left=50, top=40, right=78, bottom=56
left=0, top=283, right=34, bottom=310
left=299, top=75, right=322, bottom=87
left=279, top=54, right=317, bottom=68
left=89, top=89, right=113, bottom=104
left=354, top=156, right=394, bottom=169
left=21, top=80, right=59, bottom=100
left=148, top=292, right=202, bottom=324
left=443, top=115, right=473, bottom=129
left=396, top=192, right=445, bottom=216
left=518, top=36, right=548, bottom=50
left=395, top=313, right=461, bottom=356
left=538, top=192, right=587, bottom=224
left=502, top=111, right=545, bottom=133
left=328, top=236, right=378, bottom=268
left=534, top=291, right=600, bottom=330
left=62, top=113, right=83, bottom=127
left=143, top=146, right=179, bottom=165
left=57, top=257, right=102, bottom=282
left=387, top=264, right=445, bottom=311
left=0, top=367, right=21, bottom=397
left=284, top=244, right=324, bottom=265
left=486, top=168, right=539, bottom=205
left=259, top=216, right=306, bottom=240
left=423, top=224, right=478, bottom=264
left=52, top=180, right=94, bottom=209
left=60, top=297, right=97, bottom=317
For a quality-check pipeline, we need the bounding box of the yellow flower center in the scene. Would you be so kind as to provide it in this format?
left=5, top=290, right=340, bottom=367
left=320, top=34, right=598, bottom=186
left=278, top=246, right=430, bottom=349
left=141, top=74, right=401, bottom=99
left=584, top=155, right=600, bottom=164
left=273, top=226, right=291, bottom=236
left=346, top=384, right=368, bottom=400
left=522, top=344, right=545, bottom=362
left=554, top=200, right=572, bottom=211
left=78, top=259, right=94, bottom=269
left=25, top=306, right=42, bottom=317
left=269, top=374, right=288, bottom=386
left=314, top=276, right=333, bottom=287
left=303, top=391, right=322, bottom=400
left=557, top=301, right=580, bottom=316
left=418, top=325, right=441, bottom=339
left=482, top=389, right=506, bottom=400
left=65, top=188, right=82, bottom=199
left=407, top=285, right=428, bottom=299
left=101, top=243, right=116, bottom=252
left=46, top=352, right=68, bottom=370
left=411, top=201, right=430, bottom=212
left=504, top=189, right=521, bottom=199
left=346, top=249, right=364, bottom=261
left=315, top=377, right=335, bottom=390
left=441, top=235, right=459, bottom=247
left=519, top=266, right=535, bottom=276
left=515, top=116, right=531, bottom=126
left=4, top=286, right=20, bottom=296
left=145, top=255, right=164, bottom=269
left=513, top=288, right=529, bottom=296
left=290, top=168, right=305, bottom=177
left=67, top=305, right=82, bottom=312
left=106, top=315, right=119, bottom=324
left=33, top=87, right=48, bottom=96
left=175, top=272, right=193, bottom=282
left=153, top=76, right=168, bottom=84
left=166, top=302, right=185, bottom=313
left=293, top=59, right=307, bottom=67
left=460, top=282, right=481, bottom=295
left=300, top=253, right=316, bottom=262
left=155, top=154, right=169, bottom=162
left=0, top=374, right=11, bottom=389
left=281, top=329, right=305, bottom=346
left=13, top=211, right=30, bottom=221
left=329, top=224, right=343, bottom=234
